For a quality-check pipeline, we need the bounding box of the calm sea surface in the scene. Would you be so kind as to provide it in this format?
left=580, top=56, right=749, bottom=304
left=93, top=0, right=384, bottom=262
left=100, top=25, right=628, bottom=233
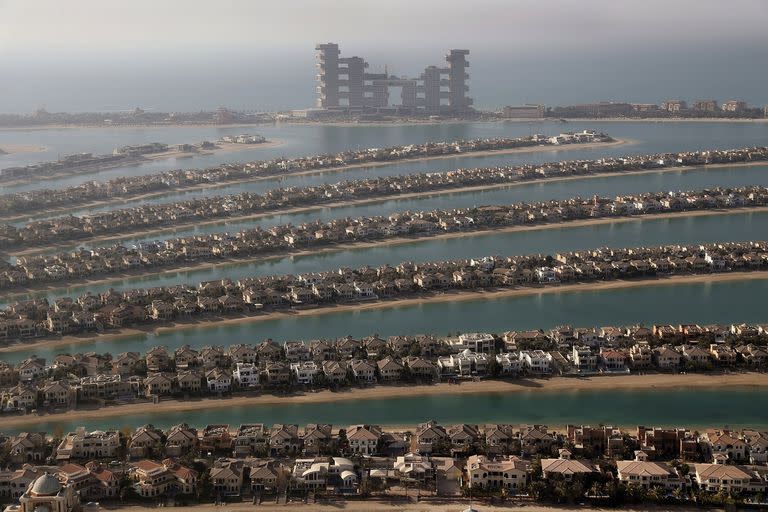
left=4, top=276, right=768, bottom=365
left=8, top=387, right=768, bottom=435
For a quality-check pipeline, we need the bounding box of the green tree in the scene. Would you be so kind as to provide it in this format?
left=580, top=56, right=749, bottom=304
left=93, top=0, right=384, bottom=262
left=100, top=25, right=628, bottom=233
left=528, top=481, right=548, bottom=501
left=0, top=444, right=11, bottom=467
left=311, top=372, right=328, bottom=389
left=530, top=456, right=543, bottom=479
left=647, top=486, right=664, bottom=503
left=487, top=355, right=501, bottom=378
left=197, top=471, right=213, bottom=500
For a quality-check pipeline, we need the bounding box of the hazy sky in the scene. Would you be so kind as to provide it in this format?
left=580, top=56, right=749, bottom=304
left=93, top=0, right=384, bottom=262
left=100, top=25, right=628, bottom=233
left=2, top=0, right=766, bottom=54
left=1, top=0, right=767, bottom=113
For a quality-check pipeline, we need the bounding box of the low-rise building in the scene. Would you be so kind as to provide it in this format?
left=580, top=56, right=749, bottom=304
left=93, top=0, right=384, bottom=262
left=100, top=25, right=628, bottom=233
left=520, top=350, right=552, bottom=374
left=232, top=362, right=259, bottom=388
left=540, top=450, right=599, bottom=480
left=466, top=455, right=529, bottom=491
left=291, top=361, right=319, bottom=385
left=347, top=424, right=382, bottom=456
left=56, top=428, right=120, bottom=461
left=165, top=424, right=198, bottom=457
left=572, top=346, right=598, bottom=372
left=210, top=460, right=243, bottom=497
left=694, top=463, right=764, bottom=493
left=616, top=451, right=684, bottom=489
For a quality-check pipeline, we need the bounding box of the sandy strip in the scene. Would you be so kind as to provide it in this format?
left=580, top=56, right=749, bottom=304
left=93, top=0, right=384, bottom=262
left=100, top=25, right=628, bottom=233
left=3, top=206, right=767, bottom=298
left=0, top=144, right=47, bottom=155
left=212, top=140, right=283, bottom=154
left=100, top=502, right=691, bottom=512
left=0, top=140, right=284, bottom=188
left=143, top=139, right=283, bottom=160
left=290, top=116, right=768, bottom=126
left=552, top=117, right=768, bottom=123
left=1, top=372, right=766, bottom=431
left=2, top=271, right=768, bottom=356
left=0, top=123, right=276, bottom=132
left=0, top=139, right=628, bottom=225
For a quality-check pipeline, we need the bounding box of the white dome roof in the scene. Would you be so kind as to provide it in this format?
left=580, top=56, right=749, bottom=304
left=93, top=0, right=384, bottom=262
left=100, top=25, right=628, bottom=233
left=31, top=473, right=61, bottom=496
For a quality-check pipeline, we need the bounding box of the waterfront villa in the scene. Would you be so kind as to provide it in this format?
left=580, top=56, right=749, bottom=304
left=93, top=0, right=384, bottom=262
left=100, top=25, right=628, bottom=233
left=466, top=455, right=529, bottom=491
left=616, top=451, right=684, bottom=489
left=541, top=450, right=599, bottom=479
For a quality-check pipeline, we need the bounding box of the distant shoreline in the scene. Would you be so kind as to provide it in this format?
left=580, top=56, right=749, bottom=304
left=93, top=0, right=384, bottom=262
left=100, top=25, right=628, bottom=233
left=1, top=116, right=767, bottom=131
left=550, top=117, right=768, bottom=124
left=3, top=205, right=767, bottom=298
left=1, top=372, right=766, bottom=431
left=92, top=501, right=714, bottom=512
left=2, top=270, right=768, bottom=356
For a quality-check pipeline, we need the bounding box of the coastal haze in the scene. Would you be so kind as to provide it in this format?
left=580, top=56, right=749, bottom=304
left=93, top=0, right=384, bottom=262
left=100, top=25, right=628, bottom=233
left=2, top=1, right=768, bottom=511
left=2, top=0, right=768, bottom=113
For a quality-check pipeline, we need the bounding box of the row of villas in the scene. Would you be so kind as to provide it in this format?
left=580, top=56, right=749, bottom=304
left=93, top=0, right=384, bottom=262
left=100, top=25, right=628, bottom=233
left=6, top=184, right=768, bottom=288
left=6, top=143, right=768, bottom=250
left=2, top=240, right=768, bottom=341
left=0, top=131, right=614, bottom=215
left=3, top=422, right=768, bottom=503
left=0, top=133, right=613, bottom=249
left=3, top=324, right=767, bottom=412
left=0, top=139, right=261, bottom=184
left=0, top=143, right=170, bottom=183
left=0, top=457, right=196, bottom=503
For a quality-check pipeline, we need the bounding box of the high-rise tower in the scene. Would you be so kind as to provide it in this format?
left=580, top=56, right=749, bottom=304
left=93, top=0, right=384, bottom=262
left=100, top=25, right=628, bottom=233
left=315, top=43, right=472, bottom=113
left=315, top=43, right=340, bottom=108
left=446, top=49, right=472, bottom=110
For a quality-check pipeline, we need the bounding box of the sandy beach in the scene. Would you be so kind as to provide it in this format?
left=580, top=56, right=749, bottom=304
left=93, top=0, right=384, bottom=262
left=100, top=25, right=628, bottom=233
left=3, top=205, right=766, bottom=297
left=289, top=116, right=768, bottom=126
left=0, top=143, right=47, bottom=155
left=98, top=502, right=704, bottom=512
left=1, top=372, right=766, bottom=431
left=0, top=138, right=627, bottom=225
left=0, top=122, right=277, bottom=132
left=2, top=270, right=768, bottom=356
left=143, top=139, right=282, bottom=161
left=98, top=501, right=718, bottom=512
left=0, top=140, right=283, bottom=188
left=553, top=117, right=768, bottom=123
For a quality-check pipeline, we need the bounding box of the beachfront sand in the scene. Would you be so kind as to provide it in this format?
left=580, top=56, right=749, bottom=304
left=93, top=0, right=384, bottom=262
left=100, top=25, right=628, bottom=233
left=2, top=372, right=766, bottom=430
left=212, top=140, right=283, bottom=154
left=0, top=144, right=47, bottom=155
left=289, top=116, right=768, bottom=126
left=98, top=502, right=712, bottom=512
left=3, top=270, right=768, bottom=356
left=142, top=140, right=283, bottom=161
left=4, top=205, right=767, bottom=297
left=553, top=117, right=768, bottom=124
left=0, top=140, right=284, bottom=188
left=0, top=138, right=628, bottom=225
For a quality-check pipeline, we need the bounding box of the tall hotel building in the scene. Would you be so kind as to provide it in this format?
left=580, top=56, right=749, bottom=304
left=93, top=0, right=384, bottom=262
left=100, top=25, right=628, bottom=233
left=315, top=43, right=472, bottom=113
